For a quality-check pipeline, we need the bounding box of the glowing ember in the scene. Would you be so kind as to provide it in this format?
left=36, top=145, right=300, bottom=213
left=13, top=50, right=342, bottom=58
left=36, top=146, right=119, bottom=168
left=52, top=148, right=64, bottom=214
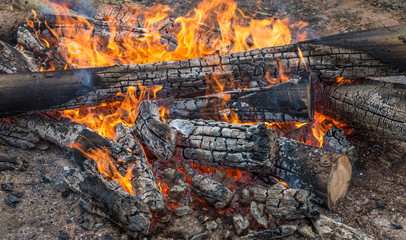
left=69, top=143, right=134, bottom=195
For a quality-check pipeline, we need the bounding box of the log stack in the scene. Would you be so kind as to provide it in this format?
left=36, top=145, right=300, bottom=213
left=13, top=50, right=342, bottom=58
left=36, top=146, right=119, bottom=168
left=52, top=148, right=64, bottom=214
left=1, top=12, right=405, bottom=238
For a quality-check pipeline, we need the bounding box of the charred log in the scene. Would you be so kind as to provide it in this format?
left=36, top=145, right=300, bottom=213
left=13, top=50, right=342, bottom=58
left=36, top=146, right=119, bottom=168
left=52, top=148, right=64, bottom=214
left=134, top=101, right=352, bottom=208
left=64, top=160, right=152, bottom=237
left=1, top=25, right=406, bottom=117
left=318, top=78, right=406, bottom=141
left=159, top=72, right=314, bottom=123
left=113, top=123, right=166, bottom=213
left=9, top=113, right=166, bottom=213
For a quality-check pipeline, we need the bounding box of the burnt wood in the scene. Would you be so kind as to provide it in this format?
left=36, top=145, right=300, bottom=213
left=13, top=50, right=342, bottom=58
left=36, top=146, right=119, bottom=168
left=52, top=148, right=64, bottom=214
left=134, top=101, right=352, bottom=209
left=318, top=78, right=406, bottom=141
left=249, top=183, right=320, bottom=219
left=64, top=160, right=152, bottom=237
left=159, top=72, right=314, bottom=123
left=10, top=113, right=166, bottom=213
left=0, top=40, right=39, bottom=73
left=1, top=25, right=405, bottom=117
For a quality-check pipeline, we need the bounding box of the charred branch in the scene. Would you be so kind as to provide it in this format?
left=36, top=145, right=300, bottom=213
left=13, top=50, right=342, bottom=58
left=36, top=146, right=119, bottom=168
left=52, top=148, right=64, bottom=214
left=64, top=159, right=152, bottom=237
left=181, top=162, right=234, bottom=210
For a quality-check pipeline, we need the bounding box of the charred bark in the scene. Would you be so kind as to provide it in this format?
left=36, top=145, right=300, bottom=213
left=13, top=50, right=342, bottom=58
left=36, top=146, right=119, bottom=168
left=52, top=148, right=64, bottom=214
left=134, top=101, right=352, bottom=208
left=10, top=113, right=166, bottom=213
left=64, top=160, right=152, bottom=237
left=181, top=162, right=234, bottom=210
left=0, top=40, right=40, bottom=73
left=159, top=72, right=314, bottom=123
left=1, top=25, right=405, bottom=117
left=318, top=78, right=406, bottom=141
left=0, top=119, right=42, bottom=149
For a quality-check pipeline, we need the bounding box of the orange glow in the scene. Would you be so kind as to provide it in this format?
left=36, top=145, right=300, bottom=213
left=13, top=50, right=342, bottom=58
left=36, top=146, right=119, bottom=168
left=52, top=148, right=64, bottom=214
left=335, top=76, right=356, bottom=86
left=69, top=143, right=134, bottom=195
left=265, top=111, right=351, bottom=147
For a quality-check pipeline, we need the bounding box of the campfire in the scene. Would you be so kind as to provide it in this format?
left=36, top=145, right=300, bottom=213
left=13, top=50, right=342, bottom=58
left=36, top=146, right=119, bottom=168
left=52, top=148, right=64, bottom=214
left=0, top=0, right=405, bottom=239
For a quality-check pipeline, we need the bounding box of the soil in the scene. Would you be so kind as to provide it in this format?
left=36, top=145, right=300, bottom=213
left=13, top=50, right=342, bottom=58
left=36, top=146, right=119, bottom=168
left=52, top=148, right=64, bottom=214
left=0, top=0, right=406, bottom=239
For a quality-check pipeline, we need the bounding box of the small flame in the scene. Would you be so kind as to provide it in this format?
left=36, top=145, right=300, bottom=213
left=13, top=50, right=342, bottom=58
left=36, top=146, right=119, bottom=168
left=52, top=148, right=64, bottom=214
left=335, top=76, right=356, bottom=86
left=69, top=143, right=134, bottom=195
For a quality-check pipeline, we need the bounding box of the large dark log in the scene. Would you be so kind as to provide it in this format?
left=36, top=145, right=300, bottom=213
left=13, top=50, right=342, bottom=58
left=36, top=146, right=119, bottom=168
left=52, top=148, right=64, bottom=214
left=1, top=25, right=405, bottom=117
left=159, top=72, right=314, bottom=123
left=318, top=78, right=406, bottom=141
left=134, top=101, right=352, bottom=209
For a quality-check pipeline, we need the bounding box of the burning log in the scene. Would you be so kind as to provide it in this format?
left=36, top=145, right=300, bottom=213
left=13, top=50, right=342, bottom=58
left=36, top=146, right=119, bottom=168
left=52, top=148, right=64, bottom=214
left=7, top=113, right=166, bottom=214
left=64, top=160, right=152, bottom=237
left=159, top=72, right=314, bottom=123
left=318, top=78, right=406, bottom=141
left=1, top=24, right=405, bottom=117
left=134, top=101, right=352, bottom=208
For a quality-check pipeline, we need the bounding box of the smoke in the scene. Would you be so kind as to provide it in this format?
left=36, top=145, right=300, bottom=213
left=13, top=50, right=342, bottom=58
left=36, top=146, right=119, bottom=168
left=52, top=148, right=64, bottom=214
left=45, top=0, right=96, bottom=17
left=74, top=68, right=95, bottom=96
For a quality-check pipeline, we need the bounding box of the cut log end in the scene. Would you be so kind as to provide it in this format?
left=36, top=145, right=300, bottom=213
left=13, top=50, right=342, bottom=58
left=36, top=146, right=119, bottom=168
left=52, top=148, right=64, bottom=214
left=328, top=155, right=352, bottom=209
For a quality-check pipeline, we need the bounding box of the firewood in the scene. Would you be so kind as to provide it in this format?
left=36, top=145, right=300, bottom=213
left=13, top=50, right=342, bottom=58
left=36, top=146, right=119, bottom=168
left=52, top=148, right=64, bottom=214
left=0, top=40, right=40, bottom=73
left=64, top=159, right=152, bottom=237
left=0, top=119, right=42, bottom=149
left=158, top=72, right=314, bottom=123
left=10, top=113, right=166, bottom=213
left=134, top=101, right=352, bottom=209
left=181, top=162, right=234, bottom=209
left=318, top=78, right=406, bottom=141
left=249, top=183, right=319, bottom=219
left=1, top=25, right=405, bottom=117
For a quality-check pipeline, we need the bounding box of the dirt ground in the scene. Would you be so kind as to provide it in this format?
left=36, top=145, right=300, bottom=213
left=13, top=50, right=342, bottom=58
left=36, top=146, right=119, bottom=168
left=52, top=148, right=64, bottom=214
left=0, top=0, right=406, bottom=239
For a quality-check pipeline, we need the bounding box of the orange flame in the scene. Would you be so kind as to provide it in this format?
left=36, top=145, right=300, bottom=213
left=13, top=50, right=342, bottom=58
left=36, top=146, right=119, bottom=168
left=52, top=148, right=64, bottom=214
left=27, top=0, right=307, bottom=70
left=69, top=143, right=134, bottom=195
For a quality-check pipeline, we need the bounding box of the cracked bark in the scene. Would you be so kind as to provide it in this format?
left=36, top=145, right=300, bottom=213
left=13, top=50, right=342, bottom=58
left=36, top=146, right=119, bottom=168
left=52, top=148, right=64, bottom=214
left=1, top=25, right=405, bottom=117
left=64, top=159, right=152, bottom=237
left=0, top=40, right=40, bottom=73
left=6, top=113, right=166, bottom=213
left=134, top=101, right=352, bottom=209
left=318, top=78, right=406, bottom=141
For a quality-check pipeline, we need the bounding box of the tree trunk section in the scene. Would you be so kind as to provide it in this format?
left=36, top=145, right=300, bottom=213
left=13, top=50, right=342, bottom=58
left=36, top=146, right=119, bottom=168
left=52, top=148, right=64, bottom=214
left=134, top=101, right=352, bottom=208
left=318, top=78, right=406, bottom=141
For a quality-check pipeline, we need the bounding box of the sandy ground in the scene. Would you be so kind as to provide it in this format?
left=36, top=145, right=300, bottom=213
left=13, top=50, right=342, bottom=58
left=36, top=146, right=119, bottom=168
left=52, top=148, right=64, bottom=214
left=0, top=0, right=406, bottom=239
